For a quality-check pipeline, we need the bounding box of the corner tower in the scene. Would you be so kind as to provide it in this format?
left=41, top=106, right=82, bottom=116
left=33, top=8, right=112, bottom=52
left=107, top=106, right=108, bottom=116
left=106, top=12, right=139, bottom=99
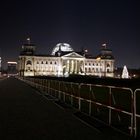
left=20, top=38, right=36, bottom=55
left=18, top=38, right=36, bottom=76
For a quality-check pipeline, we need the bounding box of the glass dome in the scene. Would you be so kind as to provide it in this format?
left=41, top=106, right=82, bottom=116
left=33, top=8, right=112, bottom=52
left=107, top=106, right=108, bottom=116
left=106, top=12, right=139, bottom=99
left=51, top=43, right=74, bottom=55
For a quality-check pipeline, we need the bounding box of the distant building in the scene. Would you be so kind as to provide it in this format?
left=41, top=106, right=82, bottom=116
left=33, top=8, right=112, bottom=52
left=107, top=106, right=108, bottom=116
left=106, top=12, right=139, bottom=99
left=7, top=61, right=18, bottom=76
left=18, top=39, right=115, bottom=77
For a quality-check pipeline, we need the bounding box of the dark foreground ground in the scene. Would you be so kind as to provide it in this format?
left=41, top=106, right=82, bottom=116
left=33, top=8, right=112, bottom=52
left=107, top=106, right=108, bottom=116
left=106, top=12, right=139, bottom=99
left=0, top=77, right=132, bottom=140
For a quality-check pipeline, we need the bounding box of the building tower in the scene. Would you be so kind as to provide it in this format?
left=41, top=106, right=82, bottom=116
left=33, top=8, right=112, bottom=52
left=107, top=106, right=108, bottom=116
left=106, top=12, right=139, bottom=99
left=20, top=38, right=36, bottom=55
left=96, top=43, right=115, bottom=77
left=18, top=38, right=36, bottom=76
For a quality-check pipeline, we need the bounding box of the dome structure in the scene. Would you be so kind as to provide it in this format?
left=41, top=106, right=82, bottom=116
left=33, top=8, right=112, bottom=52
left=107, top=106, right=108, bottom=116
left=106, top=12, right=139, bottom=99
left=51, top=43, right=74, bottom=55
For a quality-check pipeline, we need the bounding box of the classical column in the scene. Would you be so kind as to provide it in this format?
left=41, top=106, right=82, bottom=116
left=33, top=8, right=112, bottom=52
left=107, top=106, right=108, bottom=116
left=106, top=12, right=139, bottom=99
left=75, top=60, right=77, bottom=74
left=71, top=60, right=74, bottom=73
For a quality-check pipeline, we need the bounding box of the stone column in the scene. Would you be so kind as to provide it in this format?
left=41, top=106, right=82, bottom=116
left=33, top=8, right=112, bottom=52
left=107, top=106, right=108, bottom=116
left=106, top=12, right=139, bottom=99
left=71, top=60, right=74, bottom=74
left=75, top=60, right=77, bottom=74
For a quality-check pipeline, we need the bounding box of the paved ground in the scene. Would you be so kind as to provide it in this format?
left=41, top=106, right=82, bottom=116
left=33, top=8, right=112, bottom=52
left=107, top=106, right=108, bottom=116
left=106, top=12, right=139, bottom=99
left=0, top=77, right=132, bottom=140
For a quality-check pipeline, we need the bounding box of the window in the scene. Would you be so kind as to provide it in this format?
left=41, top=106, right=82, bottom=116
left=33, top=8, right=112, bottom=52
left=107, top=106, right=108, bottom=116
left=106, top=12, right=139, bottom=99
left=26, top=60, right=32, bottom=65
left=107, top=63, right=110, bottom=67
left=96, top=68, right=98, bottom=72
left=89, top=68, right=91, bottom=72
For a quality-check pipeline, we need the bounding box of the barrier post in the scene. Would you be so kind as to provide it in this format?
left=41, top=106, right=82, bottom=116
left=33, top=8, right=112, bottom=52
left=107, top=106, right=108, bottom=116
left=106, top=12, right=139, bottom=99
left=64, top=82, right=66, bottom=102
left=70, top=83, right=73, bottom=106
left=134, top=89, right=140, bottom=138
left=134, top=89, right=137, bottom=138
left=58, top=81, right=61, bottom=100
left=109, top=87, right=112, bottom=125
left=130, top=90, right=134, bottom=136
left=78, top=84, right=81, bottom=111
left=89, top=84, right=92, bottom=116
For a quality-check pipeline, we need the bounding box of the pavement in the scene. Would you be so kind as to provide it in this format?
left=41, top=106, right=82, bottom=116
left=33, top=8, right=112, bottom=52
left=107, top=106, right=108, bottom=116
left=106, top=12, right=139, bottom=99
left=0, top=77, right=132, bottom=140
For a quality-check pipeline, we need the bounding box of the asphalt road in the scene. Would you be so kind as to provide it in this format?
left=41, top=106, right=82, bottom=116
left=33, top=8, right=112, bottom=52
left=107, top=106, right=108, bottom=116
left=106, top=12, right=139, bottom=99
left=0, top=77, right=131, bottom=140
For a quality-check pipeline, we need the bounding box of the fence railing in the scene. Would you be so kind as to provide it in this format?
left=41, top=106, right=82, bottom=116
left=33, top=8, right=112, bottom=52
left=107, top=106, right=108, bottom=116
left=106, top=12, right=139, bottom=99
left=134, top=89, right=140, bottom=138
left=19, top=76, right=140, bottom=138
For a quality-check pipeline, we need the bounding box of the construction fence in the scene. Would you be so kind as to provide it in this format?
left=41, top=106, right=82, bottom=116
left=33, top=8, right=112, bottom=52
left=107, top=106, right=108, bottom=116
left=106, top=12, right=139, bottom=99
left=19, top=77, right=140, bottom=139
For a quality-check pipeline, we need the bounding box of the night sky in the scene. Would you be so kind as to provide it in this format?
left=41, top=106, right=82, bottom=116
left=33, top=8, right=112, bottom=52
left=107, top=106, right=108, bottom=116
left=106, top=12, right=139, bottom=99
left=0, top=0, right=140, bottom=69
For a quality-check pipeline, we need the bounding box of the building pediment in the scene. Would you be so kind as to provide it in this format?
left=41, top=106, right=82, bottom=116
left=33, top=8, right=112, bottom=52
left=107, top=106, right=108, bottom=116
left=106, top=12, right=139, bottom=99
left=61, top=52, right=85, bottom=59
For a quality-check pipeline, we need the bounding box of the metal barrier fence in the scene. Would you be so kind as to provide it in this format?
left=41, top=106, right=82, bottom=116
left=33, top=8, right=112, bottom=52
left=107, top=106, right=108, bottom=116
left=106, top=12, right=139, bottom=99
left=134, top=89, right=140, bottom=138
left=19, top=77, right=140, bottom=138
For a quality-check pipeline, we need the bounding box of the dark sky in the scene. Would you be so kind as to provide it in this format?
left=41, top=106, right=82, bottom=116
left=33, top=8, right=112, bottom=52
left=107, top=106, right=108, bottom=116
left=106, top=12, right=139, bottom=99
left=0, top=0, right=140, bottom=69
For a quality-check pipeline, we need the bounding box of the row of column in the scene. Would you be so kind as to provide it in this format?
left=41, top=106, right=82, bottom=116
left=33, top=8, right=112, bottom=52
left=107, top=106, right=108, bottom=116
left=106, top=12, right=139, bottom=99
left=64, top=60, right=83, bottom=74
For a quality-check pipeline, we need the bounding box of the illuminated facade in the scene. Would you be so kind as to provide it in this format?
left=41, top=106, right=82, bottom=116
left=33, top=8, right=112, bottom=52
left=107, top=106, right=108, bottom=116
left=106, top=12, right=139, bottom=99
left=18, top=41, right=115, bottom=77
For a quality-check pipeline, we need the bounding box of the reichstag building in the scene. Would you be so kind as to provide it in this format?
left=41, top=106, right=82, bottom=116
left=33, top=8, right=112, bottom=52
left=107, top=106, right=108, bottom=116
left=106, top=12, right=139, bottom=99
left=18, top=40, right=114, bottom=77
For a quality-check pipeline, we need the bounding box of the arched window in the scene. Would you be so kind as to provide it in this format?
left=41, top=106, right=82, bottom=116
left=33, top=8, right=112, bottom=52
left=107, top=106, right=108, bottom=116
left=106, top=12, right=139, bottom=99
left=89, top=68, right=91, bottom=72
left=96, top=68, right=98, bottom=72
left=107, top=63, right=110, bottom=67
left=26, top=60, right=32, bottom=65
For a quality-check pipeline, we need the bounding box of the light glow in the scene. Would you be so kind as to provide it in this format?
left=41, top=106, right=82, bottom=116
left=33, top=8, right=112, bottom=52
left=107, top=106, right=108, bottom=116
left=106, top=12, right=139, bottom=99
left=7, top=61, right=17, bottom=64
left=51, top=43, right=73, bottom=55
